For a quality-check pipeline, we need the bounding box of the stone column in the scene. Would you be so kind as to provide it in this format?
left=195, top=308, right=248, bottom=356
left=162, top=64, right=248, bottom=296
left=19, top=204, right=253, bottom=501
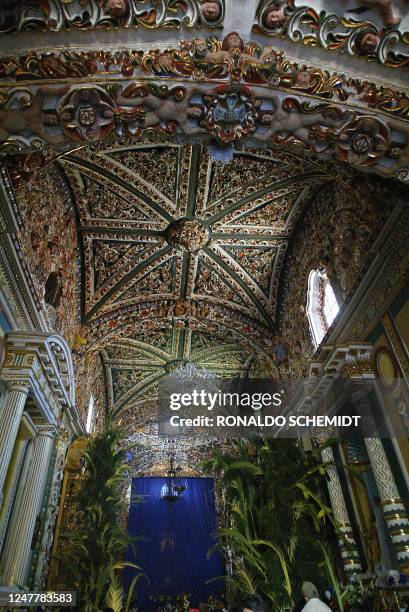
left=0, top=438, right=28, bottom=553
left=343, top=361, right=409, bottom=574
left=322, top=446, right=362, bottom=573
left=34, top=434, right=68, bottom=589
left=364, top=436, right=409, bottom=573
left=0, top=383, right=29, bottom=503
left=0, top=429, right=54, bottom=587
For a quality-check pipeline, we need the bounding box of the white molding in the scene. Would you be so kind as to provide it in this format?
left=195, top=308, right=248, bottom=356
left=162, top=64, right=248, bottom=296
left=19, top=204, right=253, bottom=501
left=2, top=332, right=83, bottom=436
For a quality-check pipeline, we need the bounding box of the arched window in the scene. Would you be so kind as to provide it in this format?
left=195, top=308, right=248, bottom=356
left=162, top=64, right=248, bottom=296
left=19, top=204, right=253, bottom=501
left=306, top=269, right=340, bottom=348
left=86, top=394, right=95, bottom=434
left=44, top=271, right=63, bottom=308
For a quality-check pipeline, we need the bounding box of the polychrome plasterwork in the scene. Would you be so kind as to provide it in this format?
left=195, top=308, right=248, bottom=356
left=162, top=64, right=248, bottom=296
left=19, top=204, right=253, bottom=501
left=1, top=34, right=409, bottom=182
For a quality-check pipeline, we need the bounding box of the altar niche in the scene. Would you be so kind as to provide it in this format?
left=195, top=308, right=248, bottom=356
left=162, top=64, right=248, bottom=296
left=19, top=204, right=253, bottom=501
left=123, top=477, right=223, bottom=610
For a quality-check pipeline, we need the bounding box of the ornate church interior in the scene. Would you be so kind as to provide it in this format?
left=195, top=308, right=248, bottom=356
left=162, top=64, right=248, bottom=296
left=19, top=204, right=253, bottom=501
left=0, top=0, right=409, bottom=610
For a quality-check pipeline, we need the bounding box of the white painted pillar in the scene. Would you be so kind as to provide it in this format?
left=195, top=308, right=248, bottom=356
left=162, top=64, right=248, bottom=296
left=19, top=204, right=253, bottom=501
left=364, top=437, right=409, bottom=573
left=322, top=446, right=362, bottom=573
left=0, top=438, right=28, bottom=553
left=0, top=384, right=29, bottom=503
left=0, top=430, right=54, bottom=587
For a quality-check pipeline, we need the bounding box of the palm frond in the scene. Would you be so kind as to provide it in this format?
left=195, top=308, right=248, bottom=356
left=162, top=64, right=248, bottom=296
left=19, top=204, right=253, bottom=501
left=125, top=573, right=148, bottom=612
left=105, top=580, right=124, bottom=612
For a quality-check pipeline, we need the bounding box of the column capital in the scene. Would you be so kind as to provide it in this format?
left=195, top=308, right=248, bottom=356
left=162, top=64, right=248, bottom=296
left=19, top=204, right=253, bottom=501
left=340, top=359, right=374, bottom=380
left=36, top=427, right=56, bottom=439
left=5, top=382, right=30, bottom=395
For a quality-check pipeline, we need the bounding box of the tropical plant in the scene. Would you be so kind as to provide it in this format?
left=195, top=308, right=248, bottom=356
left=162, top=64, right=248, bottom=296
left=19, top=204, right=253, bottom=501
left=105, top=566, right=148, bottom=612
left=203, top=438, right=347, bottom=609
left=60, top=413, right=144, bottom=611
left=319, top=542, right=348, bottom=612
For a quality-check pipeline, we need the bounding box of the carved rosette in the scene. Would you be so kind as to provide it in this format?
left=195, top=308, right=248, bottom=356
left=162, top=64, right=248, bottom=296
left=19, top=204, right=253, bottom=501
left=202, top=86, right=260, bottom=143
left=58, top=87, right=115, bottom=143
left=166, top=219, right=210, bottom=252
left=337, top=117, right=391, bottom=166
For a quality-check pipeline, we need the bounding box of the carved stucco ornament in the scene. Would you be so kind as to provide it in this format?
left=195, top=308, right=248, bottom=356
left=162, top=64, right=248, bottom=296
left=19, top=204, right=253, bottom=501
left=340, top=359, right=375, bottom=379
left=253, top=0, right=409, bottom=69
left=59, top=87, right=116, bottom=142
left=166, top=218, right=210, bottom=252
left=0, top=33, right=408, bottom=180
left=0, top=0, right=225, bottom=33
left=396, top=166, right=409, bottom=182
left=202, top=84, right=261, bottom=142
left=1, top=35, right=409, bottom=119
left=337, top=116, right=391, bottom=165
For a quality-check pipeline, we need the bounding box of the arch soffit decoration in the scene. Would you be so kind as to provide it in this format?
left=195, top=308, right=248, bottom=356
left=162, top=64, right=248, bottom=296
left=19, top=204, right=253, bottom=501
left=0, top=31, right=408, bottom=183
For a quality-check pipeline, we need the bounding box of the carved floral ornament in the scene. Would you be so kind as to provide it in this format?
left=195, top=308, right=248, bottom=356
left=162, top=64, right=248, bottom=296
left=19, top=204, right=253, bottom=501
left=2, top=0, right=409, bottom=67
left=0, top=0, right=225, bottom=33
left=6, top=140, right=330, bottom=373
left=0, top=34, right=409, bottom=181
left=253, top=0, right=409, bottom=69
left=1, top=34, right=409, bottom=109
left=59, top=87, right=116, bottom=142
left=166, top=219, right=210, bottom=251
left=337, top=116, right=391, bottom=164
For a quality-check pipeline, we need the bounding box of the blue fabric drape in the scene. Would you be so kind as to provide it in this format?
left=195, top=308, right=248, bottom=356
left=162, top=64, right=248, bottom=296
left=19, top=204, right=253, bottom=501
left=124, top=477, right=223, bottom=610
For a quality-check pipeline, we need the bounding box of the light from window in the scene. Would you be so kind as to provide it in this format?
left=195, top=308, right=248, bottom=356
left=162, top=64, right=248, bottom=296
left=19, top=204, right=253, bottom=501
left=86, top=394, right=94, bottom=434
left=323, top=281, right=339, bottom=329
left=307, top=270, right=340, bottom=348
left=126, top=483, right=132, bottom=503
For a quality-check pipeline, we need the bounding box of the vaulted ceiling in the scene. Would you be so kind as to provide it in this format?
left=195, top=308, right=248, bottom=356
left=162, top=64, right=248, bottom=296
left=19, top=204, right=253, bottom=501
left=58, top=142, right=335, bottom=422
left=1, top=0, right=408, bottom=474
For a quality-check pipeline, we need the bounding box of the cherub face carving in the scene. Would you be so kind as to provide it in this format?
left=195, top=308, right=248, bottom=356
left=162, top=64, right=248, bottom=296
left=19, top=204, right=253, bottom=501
left=263, top=5, right=285, bottom=28
left=359, top=32, right=380, bottom=52
left=106, top=0, right=127, bottom=17
left=222, top=32, right=244, bottom=51
left=200, top=1, right=222, bottom=21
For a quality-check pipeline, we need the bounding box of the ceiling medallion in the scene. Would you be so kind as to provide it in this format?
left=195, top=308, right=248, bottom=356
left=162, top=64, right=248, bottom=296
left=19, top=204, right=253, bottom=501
left=166, top=218, right=210, bottom=253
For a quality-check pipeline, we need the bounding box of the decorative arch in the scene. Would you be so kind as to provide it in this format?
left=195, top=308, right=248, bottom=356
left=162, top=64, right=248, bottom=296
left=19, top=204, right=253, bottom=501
left=2, top=331, right=79, bottom=430
left=46, top=333, right=76, bottom=408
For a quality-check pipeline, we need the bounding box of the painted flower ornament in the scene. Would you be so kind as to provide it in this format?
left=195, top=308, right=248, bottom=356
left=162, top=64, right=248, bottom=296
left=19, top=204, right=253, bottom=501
left=337, top=116, right=390, bottom=165
left=59, top=87, right=116, bottom=142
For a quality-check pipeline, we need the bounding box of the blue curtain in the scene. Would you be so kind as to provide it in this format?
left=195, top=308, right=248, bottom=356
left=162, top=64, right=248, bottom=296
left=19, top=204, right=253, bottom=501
left=124, top=477, right=223, bottom=610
